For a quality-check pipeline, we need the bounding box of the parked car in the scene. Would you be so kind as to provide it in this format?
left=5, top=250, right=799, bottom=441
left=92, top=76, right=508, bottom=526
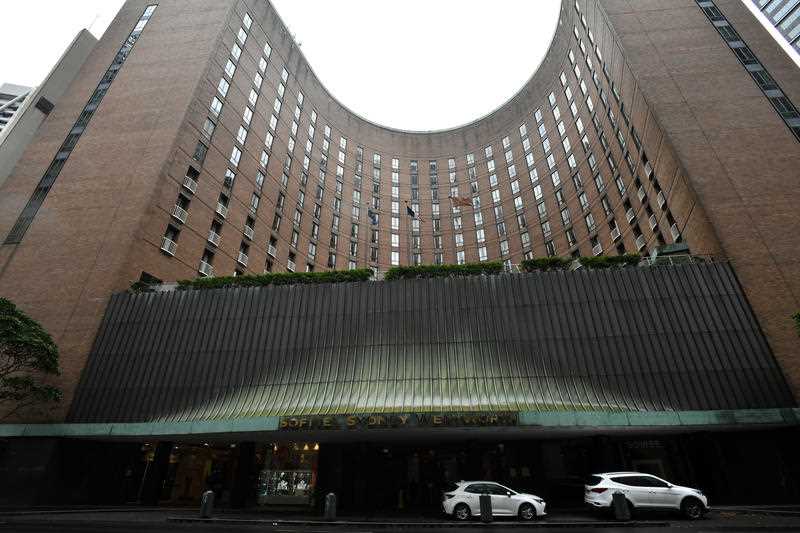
left=584, top=472, right=709, bottom=519
left=442, top=481, right=546, bottom=521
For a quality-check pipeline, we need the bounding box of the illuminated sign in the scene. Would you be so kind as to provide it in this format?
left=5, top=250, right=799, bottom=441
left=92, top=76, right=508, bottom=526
left=279, top=413, right=518, bottom=430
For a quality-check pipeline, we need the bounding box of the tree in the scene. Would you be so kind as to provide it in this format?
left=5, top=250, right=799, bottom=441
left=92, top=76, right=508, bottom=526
left=0, top=298, right=62, bottom=421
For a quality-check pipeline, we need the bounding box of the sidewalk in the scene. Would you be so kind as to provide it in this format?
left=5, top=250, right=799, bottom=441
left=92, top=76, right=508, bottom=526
left=0, top=507, right=669, bottom=528
left=3, top=506, right=800, bottom=529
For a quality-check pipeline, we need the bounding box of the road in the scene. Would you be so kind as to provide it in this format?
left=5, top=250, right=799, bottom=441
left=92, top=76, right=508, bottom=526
left=3, top=509, right=800, bottom=532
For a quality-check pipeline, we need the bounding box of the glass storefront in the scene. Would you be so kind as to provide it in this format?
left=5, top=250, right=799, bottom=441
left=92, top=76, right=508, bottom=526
left=256, top=442, right=319, bottom=506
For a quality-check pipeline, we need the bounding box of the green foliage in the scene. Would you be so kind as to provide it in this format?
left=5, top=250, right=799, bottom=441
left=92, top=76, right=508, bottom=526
left=0, top=298, right=62, bottom=420
left=177, top=269, right=374, bottom=290
left=520, top=257, right=573, bottom=272
left=794, top=312, right=800, bottom=337
left=578, top=253, right=642, bottom=269
left=383, top=262, right=504, bottom=281
left=129, top=280, right=153, bottom=293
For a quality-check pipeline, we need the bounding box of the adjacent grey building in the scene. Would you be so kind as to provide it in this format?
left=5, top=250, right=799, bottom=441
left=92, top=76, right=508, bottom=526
left=0, top=30, right=97, bottom=186
left=0, top=83, right=31, bottom=134
left=750, top=0, right=800, bottom=53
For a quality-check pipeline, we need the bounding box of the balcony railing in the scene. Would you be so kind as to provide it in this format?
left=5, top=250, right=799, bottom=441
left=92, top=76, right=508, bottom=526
left=287, top=260, right=296, bottom=272
left=216, top=203, right=229, bottom=219
left=626, top=208, right=636, bottom=223
left=237, top=252, right=249, bottom=267
left=207, top=231, right=220, bottom=247
left=267, top=244, right=277, bottom=257
left=198, top=261, right=214, bottom=277
left=657, top=191, right=666, bottom=209
left=670, top=224, right=681, bottom=241
left=182, top=176, right=198, bottom=194
left=171, top=205, right=188, bottom=224
left=649, top=214, right=658, bottom=230
left=610, top=227, right=621, bottom=241
left=637, top=187, right=646, bottom=203
left=635, top=235, right=646, bottom=251
left=160, top=236, right=177, bottom=256
left=592, top=243, right=603, bottom=256
left=243, top=225, right=255, bottom=240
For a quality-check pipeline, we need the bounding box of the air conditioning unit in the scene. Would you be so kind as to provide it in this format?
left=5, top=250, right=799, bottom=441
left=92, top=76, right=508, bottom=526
left=216, top=203, right=229, bottom=219
left=160, top=236, right=177, bottom=256
left=171, top=204, right=188, bottom=223
left=198, top=261, right=214, bottom=277
left=207, top=231, right=220, bottom=247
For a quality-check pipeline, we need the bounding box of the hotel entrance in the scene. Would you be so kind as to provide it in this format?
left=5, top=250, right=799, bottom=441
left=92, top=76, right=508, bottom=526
left=316, top=439, right=569, bottom=515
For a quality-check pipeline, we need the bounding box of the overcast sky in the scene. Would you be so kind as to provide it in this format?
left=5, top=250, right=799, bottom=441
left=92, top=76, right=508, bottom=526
left=0, top=0, right=562, bottom=131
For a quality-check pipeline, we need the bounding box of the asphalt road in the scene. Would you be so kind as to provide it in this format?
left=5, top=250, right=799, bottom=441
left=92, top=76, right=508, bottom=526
left=3, top=510, right=800, bottom=532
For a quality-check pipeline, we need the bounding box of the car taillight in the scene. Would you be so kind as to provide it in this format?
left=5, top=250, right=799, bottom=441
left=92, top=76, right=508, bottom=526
left=590, top=488, right=609, bottom=494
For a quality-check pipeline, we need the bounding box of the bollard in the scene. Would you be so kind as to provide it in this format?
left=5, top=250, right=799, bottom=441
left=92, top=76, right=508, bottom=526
left=324, top=492, right=337, bottom=521
left=200, top=490, right=215, bottom=519
left=479, top=493, right=493, bottom=523
left=612, top=492, right=631, bottom=521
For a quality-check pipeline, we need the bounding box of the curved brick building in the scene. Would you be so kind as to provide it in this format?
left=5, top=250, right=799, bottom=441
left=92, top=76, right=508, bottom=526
left=1, top=0, right=800, bottom=511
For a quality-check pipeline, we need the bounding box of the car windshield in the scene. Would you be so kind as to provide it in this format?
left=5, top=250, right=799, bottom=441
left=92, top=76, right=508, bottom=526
left=585, top=475, right=604, bottom=486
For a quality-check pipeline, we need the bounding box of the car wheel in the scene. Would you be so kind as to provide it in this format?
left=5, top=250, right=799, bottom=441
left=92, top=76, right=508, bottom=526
left=518, top=503, right=537, bottom=521
left=453, top=503, right=471, bottom=521
left=681, top=497, right=704, bottom=520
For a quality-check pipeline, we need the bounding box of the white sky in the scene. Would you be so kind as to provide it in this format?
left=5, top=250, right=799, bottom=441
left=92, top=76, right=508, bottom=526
left=10, top=1, right=798, bottom=130
left=270, top=0, right=562, bottom=130
left=0, top=0, right=560, bottom=131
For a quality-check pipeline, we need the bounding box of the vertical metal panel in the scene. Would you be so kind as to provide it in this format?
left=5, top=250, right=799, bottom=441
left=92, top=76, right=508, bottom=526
left=68, top=264, right=796, bottom=423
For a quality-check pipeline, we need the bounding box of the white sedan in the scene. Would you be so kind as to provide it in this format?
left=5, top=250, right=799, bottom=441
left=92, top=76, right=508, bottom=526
left=442, top=481, right=546, bottom=521
left=585, top=472, right=710, bottom=519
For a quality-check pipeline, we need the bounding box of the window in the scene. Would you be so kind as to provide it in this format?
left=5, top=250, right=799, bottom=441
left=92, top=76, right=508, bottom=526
left=210, top=97, right=223, bottom=117
left=202, top=118, right=215, bottom=138
left=193, top=141, right=208, bottom=164
left=224, top=60, right=236, bottom=78
left=229, top=146, right=241, bottom=167
left=217, top=78, right=229, bottom=97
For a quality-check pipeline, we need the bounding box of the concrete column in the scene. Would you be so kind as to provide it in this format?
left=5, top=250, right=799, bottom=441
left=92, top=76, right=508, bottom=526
left=231, top=442, right=256, bottom=509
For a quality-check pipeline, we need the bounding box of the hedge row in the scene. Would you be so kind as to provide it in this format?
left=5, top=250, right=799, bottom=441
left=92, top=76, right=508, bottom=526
left=383, top=262, right=504, bottom=281
left=578, top=253, right=642, bottom=269
left=175, top=269, right=373, bottom=291
left=520, top=257, right=573, bottom=272
left=521, top=254, right=642, bottom=272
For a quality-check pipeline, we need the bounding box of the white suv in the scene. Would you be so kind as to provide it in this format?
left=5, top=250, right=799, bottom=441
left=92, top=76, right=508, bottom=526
left=584, top=472, right=709, bottom=519
left=442, top=481, right=546, bottom=521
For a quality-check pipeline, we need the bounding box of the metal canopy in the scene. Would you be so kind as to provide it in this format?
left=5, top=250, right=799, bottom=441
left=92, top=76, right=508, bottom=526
left=68, top=263, right=795, bottom=424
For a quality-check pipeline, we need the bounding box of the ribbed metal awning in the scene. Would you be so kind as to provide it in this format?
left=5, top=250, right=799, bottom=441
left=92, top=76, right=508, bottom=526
left=68, top=263, right=795, bottom=424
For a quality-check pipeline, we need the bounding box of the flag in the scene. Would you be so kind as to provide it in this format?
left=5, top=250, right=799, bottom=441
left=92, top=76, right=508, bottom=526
left=450, top=196, right=473, bottom=208
left=406, top=205, right=416, bottom=218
